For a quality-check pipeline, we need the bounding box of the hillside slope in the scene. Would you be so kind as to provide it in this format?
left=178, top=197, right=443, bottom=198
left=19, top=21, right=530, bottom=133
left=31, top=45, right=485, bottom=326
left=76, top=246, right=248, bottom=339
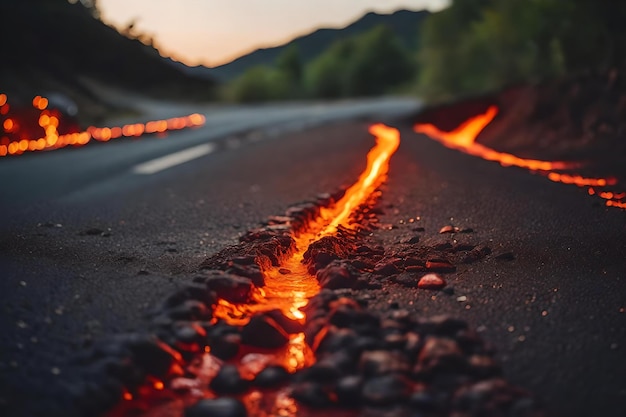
left=205, top=9, right=429, bottom=81
left=0, top=0, right=215, bottom=122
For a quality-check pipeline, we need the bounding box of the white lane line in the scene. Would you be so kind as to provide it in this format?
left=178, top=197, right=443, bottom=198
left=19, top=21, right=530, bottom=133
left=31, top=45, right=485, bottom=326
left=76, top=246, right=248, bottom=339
left=132, top=143, right=216, bottom=175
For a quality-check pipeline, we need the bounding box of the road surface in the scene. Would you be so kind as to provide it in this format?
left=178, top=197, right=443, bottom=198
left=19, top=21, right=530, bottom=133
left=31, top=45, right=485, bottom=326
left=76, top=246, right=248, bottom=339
left=0, top=97, right=624, bottom=417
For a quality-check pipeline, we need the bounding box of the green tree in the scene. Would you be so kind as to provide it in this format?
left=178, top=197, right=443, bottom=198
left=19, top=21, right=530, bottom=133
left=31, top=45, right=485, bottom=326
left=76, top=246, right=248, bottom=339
left=226, top=66, right=291, bottom=103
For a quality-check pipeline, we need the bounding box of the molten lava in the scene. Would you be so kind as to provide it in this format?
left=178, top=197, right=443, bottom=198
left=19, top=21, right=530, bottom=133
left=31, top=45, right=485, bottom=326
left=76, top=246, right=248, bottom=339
left=414, top=106, right=575, bottom=171
left=212, top=124, right=400, bottom=372
left=415, top=106, right=624, bottom=210
left=0, top=92, right=206, bottom=157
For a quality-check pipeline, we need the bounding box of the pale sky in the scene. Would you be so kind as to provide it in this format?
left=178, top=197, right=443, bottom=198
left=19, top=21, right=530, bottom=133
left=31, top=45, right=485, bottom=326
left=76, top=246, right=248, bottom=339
left=98, top=0, right=449, bottom=67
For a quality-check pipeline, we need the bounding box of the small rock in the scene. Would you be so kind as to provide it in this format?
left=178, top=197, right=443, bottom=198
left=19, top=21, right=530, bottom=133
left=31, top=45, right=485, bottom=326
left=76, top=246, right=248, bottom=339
left=335, top=375, right=363, bottom=406
left=417, top=274, right=446, bottom=290
left=209, top=333, right=241, bottom=361
left=185, top=398, right=247, bottom=417
left=209, top=365, right=249, bottom=394
left=254, top=365, right=290, bottom=388
left=373, top=262, right=400, bottom=277
left=205, top=273, right=253, bottom=304
left=425, top=260, right=456, bottom=273
left=439, top=225, right=458, bottom=234
left=402, top=236, right=420, bottom=244
left=362, top=374, right=411, bottom=406
left=278, top=268, right=291, bottom=274
left=317, top=261, right=358, bottom=290
left=241, top=315, right=289, bottom=349
left=266, top=309, right=305, bottom=334
left=80, top=228, right=105, bottom=236
left=495, top=252, right=515, bottom=261
left=360, top=351, right=411, bottom=376
left=291, top=382, right=332, bottom=407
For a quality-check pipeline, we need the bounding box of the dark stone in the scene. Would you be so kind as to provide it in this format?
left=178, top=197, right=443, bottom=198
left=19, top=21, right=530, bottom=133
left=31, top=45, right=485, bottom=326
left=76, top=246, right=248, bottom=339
left=373, top=262, right=400, bottom=276
left=295, top=362, right=341, bottom=384
left=209, top=333, right=241, bottom=361
left=226, top=263, right=265, bottom=287
left=335, top=375, right=363, bottom=406
left=405, top=258, right=425, bottom=267
left=266, top=309, right=305, bottom=334
left=126, top=335, right=179, bottom=378
left=316, top=261, right=359, bottom=290
left=362, top=374, right=411, bottom=406
left=304, top=235, right=354, bottom=273
left=174, top=323, right=206, bottom=346
left=241, top=315, right=289, bottom=349
left=291, top=382, right=332, bottom=408
left=316, top=327, right=358, bottom=353
left=164, top=285, right=215, bottom=309
left=409, top=390, right=438, bottom=412
left=415, top=337, right=465, bottom=376
left=254, top=365, right=291, bottom=388
left=442, top=286, right=455, bottom=295
left=425, top=260, right=456, bottom=273
left=468, top=355, right=501, bottom=378
left=80, top=228, right=104, bottom=236
left=231, top=256, right=256, bottom=266
left=205, top=273, right=253, bottom=304
left=168, top=300, right=211, bottom=321
left=404, top=236, right=421, bottom=244
left=495, top=251, right=515, bottom=261
left=185, top=398, right=247, bottom=417
left=210, top=364, right=249, bottom=395
left=360, top=350, right=411, bottom=376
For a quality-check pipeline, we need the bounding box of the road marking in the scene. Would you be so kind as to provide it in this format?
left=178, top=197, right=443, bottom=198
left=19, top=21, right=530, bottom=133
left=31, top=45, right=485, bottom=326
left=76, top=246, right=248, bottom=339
left=133, top=143, right=215, bottom=175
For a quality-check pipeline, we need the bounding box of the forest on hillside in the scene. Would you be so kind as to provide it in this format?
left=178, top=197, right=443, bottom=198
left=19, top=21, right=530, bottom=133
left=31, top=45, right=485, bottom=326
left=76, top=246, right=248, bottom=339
left=224, top=0, right=626, bottom=103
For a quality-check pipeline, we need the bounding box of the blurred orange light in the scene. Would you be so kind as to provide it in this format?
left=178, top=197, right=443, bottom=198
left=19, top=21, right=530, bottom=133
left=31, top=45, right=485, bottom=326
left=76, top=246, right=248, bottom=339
left=8, top=142, right=18, bottom=154
left=0, top=145, right=6, bottom=156
left=153, top=381, right=164, bottom=390
left=47, top=134, right=58, bottom=147
left=0, top=103, right=9, bottom=115
left=3, top=118, right=14, bottom=131
left=39, top=114, right=50, bottom=127
left=37, top=97, right=49, bottom=110
left=19, top=139, right=29, bottom=151
left=0, top=93, right=6, bottom=106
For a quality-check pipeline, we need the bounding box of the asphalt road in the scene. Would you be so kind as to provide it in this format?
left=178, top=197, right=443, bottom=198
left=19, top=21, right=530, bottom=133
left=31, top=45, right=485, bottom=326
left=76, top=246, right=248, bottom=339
left=0, top=98, right=625, bottom=417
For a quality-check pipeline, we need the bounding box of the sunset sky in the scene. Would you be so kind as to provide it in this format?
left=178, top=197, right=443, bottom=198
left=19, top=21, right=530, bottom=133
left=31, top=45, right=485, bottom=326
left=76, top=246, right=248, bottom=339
left=98, top=0, right=449, bottom=67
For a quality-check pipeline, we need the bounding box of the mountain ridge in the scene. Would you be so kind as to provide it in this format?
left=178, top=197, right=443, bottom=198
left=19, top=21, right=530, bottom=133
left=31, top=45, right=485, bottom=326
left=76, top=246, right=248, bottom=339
left=171, top=9, right=430, bottom=82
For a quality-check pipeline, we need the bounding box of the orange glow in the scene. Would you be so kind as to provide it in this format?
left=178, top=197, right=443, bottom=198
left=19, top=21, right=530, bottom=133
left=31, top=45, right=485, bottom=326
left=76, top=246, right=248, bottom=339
left=606, top=200, right=626, bottom=209
left=547, top=172, right=616, bottom=187
left=3, top=118, right=15, bottom=132
left=33, top=96, right=48, bottom=110
left=213, top=124, right=400, bottom=372
left=0, top=94, right=206, bottom=157
left=415, top=106, right=624, bottom=210
left=414, top=106, right=575, bottom=171
left=153, top=381, right=164, bottom=391
left=123, top=392, right=133, bottom=401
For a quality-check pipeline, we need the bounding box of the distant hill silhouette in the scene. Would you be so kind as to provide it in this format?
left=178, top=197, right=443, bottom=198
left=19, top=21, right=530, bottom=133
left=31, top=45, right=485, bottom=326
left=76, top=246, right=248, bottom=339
left=0, top=0, right=215, bottom=122
left=180, top=9, right=429, bottom=82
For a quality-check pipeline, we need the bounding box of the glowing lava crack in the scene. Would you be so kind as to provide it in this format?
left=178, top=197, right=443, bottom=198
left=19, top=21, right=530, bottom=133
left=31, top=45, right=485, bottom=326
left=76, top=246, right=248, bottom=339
left=414, top=106, right=625, bottom=210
